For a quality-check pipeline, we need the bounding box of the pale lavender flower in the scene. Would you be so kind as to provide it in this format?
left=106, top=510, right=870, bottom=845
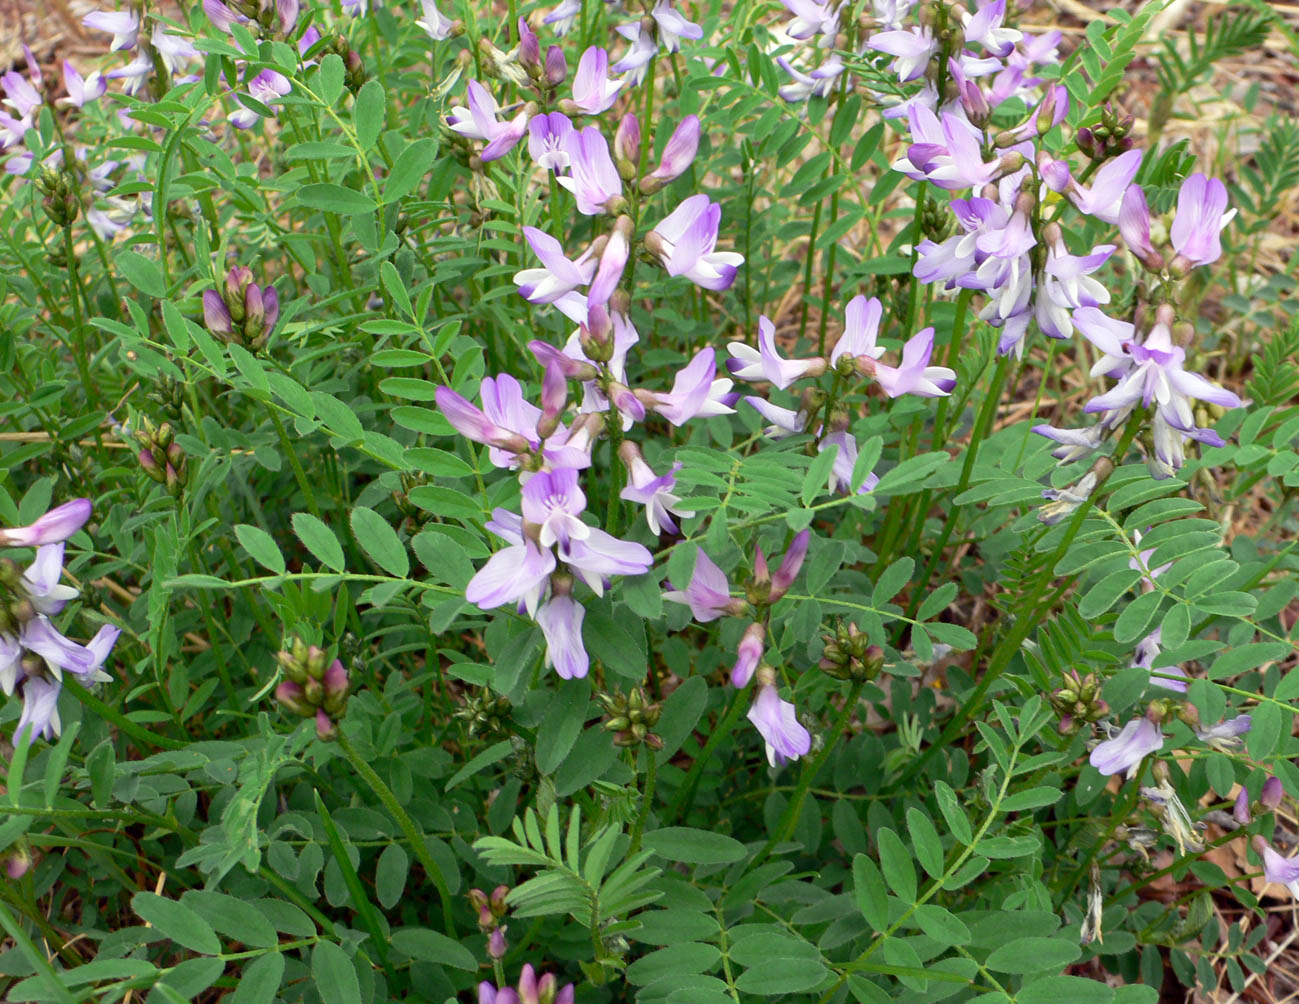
left=59, top=62, right=106, bottom=108
left=914, top=197, right=1007, bottom=287
left=776, top=53, right=844, bottom=102
left=613, top=24, right=659, bottom=84
left=342, top=0, right=368, bottom=15
left=435, top=376, right=540, bottom=468
left=151, top=25, right=199, bottom=77
left=821, top=431, right=879, bottom=495
left=903, top=107, right=1002, bottom=190
left=229, top=70, right=292, bottom=129
left=19, top=618, right=95, bottom=681
left=1090, top=716, right=1163, bottom=778
left=447, top=80, right=528, bottom=162
left=465, top=510, right=556, bottom=615
left=1037, top=237, right=1115, bottom=339
left=569, top=48, right=625, bottom=115
left=1037, top=471, right=1097, bottom=525
left=1132, top=628, right=1187, bottom=694
left=1068, top=149, right=1142, bottom=225
left=871, top=327, right=955, bottom=398
left=646, top=194, right=744, bottom=290
left=24, top=545, right=80, bottom=616
left=962, top=0, right=1021, bottom=57
left=830, top=295, right=887, bottom=366
left=727, top=316, right=826, bottom=389
left=731, top=622, right=764, bottom=688
left=1263, top=775, right=1284, bottom=809
left=745, top=397, right=806, bottom=439
left=1119, top=184, right=1159, bottom=267
left=203, top=0, right=247, bottom=32
left=543, top=0, right=582, bottom=35
left=780, top=0, right=840, bottom=39
left=663, top=547, right=740, bottom=621
left=0, top=499, right=92, bottom=547
left=417, top=0, right=456, bottom=40
left=81, top=9, right=139, bottom=51
left=748, top=684, right=811, bottom=767
left=514, top=227, right=596, bottom=304
left=650, top=0, right=703, bottom=51
left=588, top=220, right=630, bottom=307
left=536, top=592, right=588, bottom=679
left=1233, top=787, right=1252, bottom=826
left=527, top=112, right=575, bottom=171
left=1169, top=173, right=1234, bottom=268
left=15, top=677, right=62, bottom=743
left=619, top=444, right=695, bottom=536
left=866, top=27, right=936, bottom=82
left=1257, top=839, right=1299, bottom=900
left=646, top=116, right=700, bottom=184
left=1196, top=714, right=1251, bottom=751
left=1032, top=424, right=1105, bottom=463
left=521, top=468, right=589, bottom=550
left=644, top=347, right=735, bottom=426
left=556, top=127, right=622, bottom=215
left=1, top=71, right=40, bottom=120
left=561, top=530, right=653, bottom=594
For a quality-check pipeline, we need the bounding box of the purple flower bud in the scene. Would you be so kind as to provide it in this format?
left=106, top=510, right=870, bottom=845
left=488, top=926, right=508, bottom=959
left=517, top=18, right=540, bottom=69
left=587, top=218, right=630, bottom=306
left=315, top=708, right=337, bottom=740
left=518, top=965, right=539, bottom=1004
left=1233, top=786, right=1252, bottom=826
left=1254, top=777, right=1282, bottom=815
left=0, top=499, right=92, bottom=547
left=769, top=530, right=809, bottom=600
left=663, top=547, right=744, bottom=622
left=731, top=622, right=764, bottom=688
left=544, top=46, right=567, bottom=86
left=614, top=113, right=641, bottom=173
left=646, top=115, right=700, bottom=186
left=1170, top=173, right=1233, bottom=267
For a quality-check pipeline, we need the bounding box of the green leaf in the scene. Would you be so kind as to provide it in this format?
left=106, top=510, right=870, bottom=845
left=384, top=140, right=439, bottom=203
left=535, top=679, right=590, bottom=775
left=311, top=941, right=360, bottom=1004
left=734, top=957, right=830, bottom=995
left=354, top=80, right=386, bottom=150
left=872, top=558, right=914, bottom=607
left=1247, top=701, right=1287, bottom=760
left=116, top=250, right=167, bottom=297
left=1000, top=787, right=1063, bottom=812
left=643, top=827, right=747, bottom=864
left=905, top=808, right=944, bottom=878
left=131, top=893, right=221, bottom=955
left=654, top=675, right=708, bottom=762
left=852, top=854, right=889, bottom=931
left=233, top=524, right=285, bottom=575
left=933, top=781, right=972, bottom=845
left=1113, top=590, right=1162, bottom=644
left=229, top=952, right=284, bottom=1004
left=298, top=183, right=376, bottom=216
left=802, top=443, right=838, bottom=504
left=875, top=828, right=916, bottom=902
left=375, top=843, right=409, bottom=910
left=1017, top=975, right=1114, bottom=1004
left=390, top=927, right=478, bottom=970
left=984, top=937, right=1081, bottom=974
left=318, top=54, right=345, bottom=104
left=350, top=506, right=409, bottom=577
left=180, top=891, right=278, bottom=949
left=291, top=512, right=346, bottom=571
left=380, top=261, right=413, bottom=318
left=1077, top=568, right=1141, bottom=619
left=912, top=904, right=971, bottom=945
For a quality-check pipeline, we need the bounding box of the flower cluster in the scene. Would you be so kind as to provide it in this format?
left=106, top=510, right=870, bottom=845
left=0, top=501, right=120, bottom=743
left=478, top=964, right=574, bottom=1004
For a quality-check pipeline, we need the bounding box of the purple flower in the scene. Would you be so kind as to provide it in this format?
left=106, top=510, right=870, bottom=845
left=0, top=499, right=92, bottom=547
left=650, top=0, right=703, bottom=51
left=16, top=676, right=62, bottom=743
left=1119, top=184, right=1159, bottom=266
left=903, top=107, right=1003, bottom=191
left=731, top=622, right=764, bottom=687
left=770, top=530, right=810, bottom=600
left=24, top=544, right=80, bottom=615
left=230, top=70, right=292, bottom=129
left=821, top=431, right=879, bottom=495
left=82, top=8, right=139, bottom=50
left=588, top=219, right=630, bottom=307
left=613, top=23, right=658, bottom=84
left=556, top=127, right=622, bottom=215
left=569, top=48, right=625, bottom=115
left=536, top=592, right=588, bottom=679
left=780, top=0, right=840, bottom=39
left=663, top=547, right=740, bottom=621
left=646, top=195, right=744, bottom=290
left=1090, top=717, right=1163, bottom=778
left=646, top=347, right=736, bottom=426
left=1132, top=628, right=1187, bottom=694
left=417, top=0, right=456, bottom=40
left=1263, top=775, right=1284, bottom=810
left=830, top=295, right=887, bottom=366
left=1170, top=173, right=1234, bottom=268
left=515, top=226, right=596, bottom=304
left=776, top=54, right=845, bottom=103
left=871, top=327, right=956, bottom=398
left=1233, top=787, right=1252, bottom=826
left=543, top=0, right=581, bottom=35
left=1068, top=149, right=1142, bottom=225
left=0, top=71, right=39, bottom=120
left=521, top=468, right=589, bottom=550
left=727, top=316, right=826, bottom=389
left=203, top=0, right=246, bottom=31
left=865, top=27, right=936, bottom=82
left=745, top=397, right=806, bottom=439
left=618, top=443, right=695, bottom=535
left=59, top=62, right=106, bottom=108
left=561, top=530, right=653, bottom=594
left=1037, top=236, right=1115, bottom=339
left=527, top=113, right=574, bottom=172
left=447, top=80, right=528, bottom=162
left=962, top=0, right=1021, bottom=57
left=435, top=376, right=540, bottom=468
left=1196, top=714, right=1251, bottom=751
left=465, top=510, right=556, bottom=615
left=914, top=197, right=1007, bottom=287
left=1257, top=839, right=1299, bottom=899
left=1076, top=306, right=1243, bottom=434
left=646, top=116, right=700, bottom=185
left=748, top=684, right=811, bottom=767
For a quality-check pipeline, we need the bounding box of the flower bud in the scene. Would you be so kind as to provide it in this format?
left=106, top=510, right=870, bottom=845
left=1262, top=775, right=1284, bottom=810
left=517, top=17, right=540, bottom=72
left=641, top=115, right=700, bottom=192
left=1233, top=786, right=1252, bottom=826
left=544, top=46, right=567, bottom=86
left=614, top=114, right=641, bottom=179
left=488, top=926, right=508, bottom=959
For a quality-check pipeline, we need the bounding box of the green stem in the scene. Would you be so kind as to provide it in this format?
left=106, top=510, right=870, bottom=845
left=628, top=750, right=657, bottom=856
left=266, top=405, right=323, bottom=520
left=752, top=681, right=863, bottom=867
left=336, top=728, right=457, bottom=937
left=62, top=676, right=186, bottom=751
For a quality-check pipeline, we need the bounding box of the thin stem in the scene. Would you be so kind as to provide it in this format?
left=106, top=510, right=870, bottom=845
left=628, top=750, right=657, bottom=856
left=336, top=728, right=457, bottom=937
left=266, top=404, right=323, bottom=520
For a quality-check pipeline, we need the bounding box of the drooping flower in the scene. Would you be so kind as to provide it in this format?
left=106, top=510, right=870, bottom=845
left=416, top=0, right=457, bottom=40
left=1195, top=714, right=1251, bottom=752
left=81, top=8, right=140, bottom=50
left=1090, top=716, right=1163, bottom=778
left=0, top=499, right=92, bottom=547
left=663, top=547, right=743, bottom=622
left=543, top=0, right=582, bottom=35
left=447, top=80, right=528, bottom=162
left=59, top=62, right=107, bottom=108
left=776, top=53, right=845, bottom=102
left=514, top=227, right=596, bottom=304
left=642, top=348, right=735, bottom=426
left=779, top=0, right=840, bottom=38
left=865, top=26, right=936, bottom=82
left=464, top=510, right=556, bottom=615
left=1067, top=149, right=1142, bottom=225
left=435, top=376, right=540, bottom=468
left=726, top=316, right=826, bottom=389
left=535, top=590, right=588, bottom=679
left=1254, top=836, right=1299, bottom=901
left=731, top=622, right=765, bottom=688
left=556, top=127, right=622, bottom=215
left=1169, top=173, right=1234, bottom=269
left=770, top=529, right=810, bottom=601
left=618, top=442, right=695, bottom=536
left=962, top=0, right=1021, bottom=57
left=645, top=115, right=700, bottom=186
left=871, top=327, right=956, bottom=398
left=748, top=683, right=811, bottom=767
left=645, top=195, right=744, bottom=290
